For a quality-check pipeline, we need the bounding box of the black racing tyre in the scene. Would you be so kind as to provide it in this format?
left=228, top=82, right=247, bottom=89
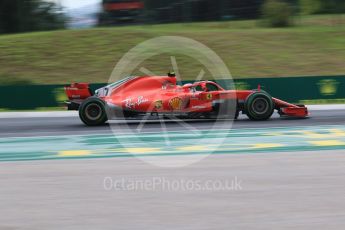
left=79, top=97, right=108, bottom=126
left=244, top=92, right=274, bottom=121
left=234, top=109, right=240, bottom=120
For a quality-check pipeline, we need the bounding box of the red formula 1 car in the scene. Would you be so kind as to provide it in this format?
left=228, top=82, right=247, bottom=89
left=65, top=74, right=308, bottom=126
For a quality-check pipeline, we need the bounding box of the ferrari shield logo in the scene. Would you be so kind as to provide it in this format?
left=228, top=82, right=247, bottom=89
left=154, top=100, right=163, bottom=109
left=169, top=97, right=183, bottom=110
left=206, top=93, right=212, bottom=100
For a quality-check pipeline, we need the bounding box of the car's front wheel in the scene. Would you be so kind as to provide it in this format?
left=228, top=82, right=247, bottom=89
left=244, top=92, right=274, bottom=121
left=79, top=97, right=108, bottom=126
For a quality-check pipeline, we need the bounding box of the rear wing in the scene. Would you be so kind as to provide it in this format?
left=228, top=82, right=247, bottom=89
left=65, top=83, right=93, bottom=100
left=64, top=83, right=93, bottom=110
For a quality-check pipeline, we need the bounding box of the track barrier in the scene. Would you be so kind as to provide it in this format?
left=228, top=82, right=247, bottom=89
left=0, top=76, right=344, bottom=110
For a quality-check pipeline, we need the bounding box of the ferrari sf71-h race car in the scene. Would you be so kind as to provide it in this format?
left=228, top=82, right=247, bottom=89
left=65, top=74, right=308, bottom=126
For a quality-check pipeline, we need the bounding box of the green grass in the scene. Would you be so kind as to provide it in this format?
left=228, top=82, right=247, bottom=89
left=0, top=14, right=344, bottom=84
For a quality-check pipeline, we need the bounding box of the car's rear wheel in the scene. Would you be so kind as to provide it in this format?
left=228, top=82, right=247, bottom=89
left=245, top=92, right=274, bottom=121
left=79, top=97, right=108, bottom=126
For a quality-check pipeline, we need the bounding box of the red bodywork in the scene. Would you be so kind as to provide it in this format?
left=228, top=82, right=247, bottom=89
left=104, top=2, right=144, bottom=11
left=65, top=76, right=308, bottom=119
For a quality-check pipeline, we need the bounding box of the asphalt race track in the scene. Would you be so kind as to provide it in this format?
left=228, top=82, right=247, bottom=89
left=0, top=108, right=345, bottom=229
left=0, top=109, right=345, bottom=138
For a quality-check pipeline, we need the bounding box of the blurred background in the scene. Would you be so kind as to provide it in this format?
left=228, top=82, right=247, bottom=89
left=0, top=0, right=344, bottom=109
left=2, top=0, right=345, bottom=30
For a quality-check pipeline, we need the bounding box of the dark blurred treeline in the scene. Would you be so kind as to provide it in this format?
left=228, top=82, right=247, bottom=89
left=101, top=0, right=345, bottom=25
left=144, top=0, right=345, bottom=23
left=299, top=0, right=345, bottom=14
left=99, top=0, right=271, bottom=25
left=144, top=0, right=265, bottom=22
left=0, top=0, right=66, bottom=34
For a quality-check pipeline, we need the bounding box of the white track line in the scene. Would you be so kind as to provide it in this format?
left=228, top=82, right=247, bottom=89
left=0, top=111, right=78, bottom=118
left=307, top=104, right=345, bottom=110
